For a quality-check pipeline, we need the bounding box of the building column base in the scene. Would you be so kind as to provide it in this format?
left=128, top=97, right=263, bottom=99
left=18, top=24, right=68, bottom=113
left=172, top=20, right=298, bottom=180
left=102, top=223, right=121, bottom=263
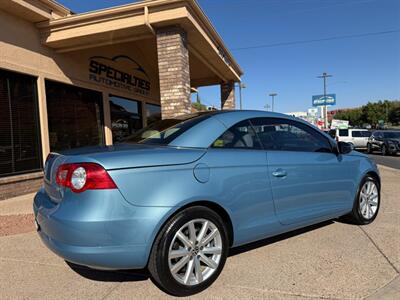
left=221, top=82, right=235, bottom=110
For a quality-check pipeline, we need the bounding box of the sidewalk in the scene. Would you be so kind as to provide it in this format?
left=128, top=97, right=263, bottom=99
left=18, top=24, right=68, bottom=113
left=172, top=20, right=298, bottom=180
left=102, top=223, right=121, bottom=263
left=0, top=193, right=35, bottom=216
left=0, top=193, right=35, bottom=237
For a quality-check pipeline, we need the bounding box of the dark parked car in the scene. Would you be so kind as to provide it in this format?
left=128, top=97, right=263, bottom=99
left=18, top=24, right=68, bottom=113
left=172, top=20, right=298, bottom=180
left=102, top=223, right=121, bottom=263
left=367, top=130, right=400, bottom=155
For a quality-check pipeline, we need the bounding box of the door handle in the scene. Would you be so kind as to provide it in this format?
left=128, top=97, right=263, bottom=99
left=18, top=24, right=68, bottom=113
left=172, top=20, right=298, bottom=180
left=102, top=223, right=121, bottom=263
left=272, top=169, right=287, bottom=178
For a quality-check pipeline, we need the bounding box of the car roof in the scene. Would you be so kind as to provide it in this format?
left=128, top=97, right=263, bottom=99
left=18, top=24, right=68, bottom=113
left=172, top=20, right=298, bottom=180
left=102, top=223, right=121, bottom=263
left=169, top=110, right=323, bottom=148
left=374, top=130, right=400, bottom=133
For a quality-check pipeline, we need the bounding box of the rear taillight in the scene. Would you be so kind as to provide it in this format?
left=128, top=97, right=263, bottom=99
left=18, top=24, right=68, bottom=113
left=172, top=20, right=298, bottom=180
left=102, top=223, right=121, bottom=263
left=56, top=163, right=117, bottom=193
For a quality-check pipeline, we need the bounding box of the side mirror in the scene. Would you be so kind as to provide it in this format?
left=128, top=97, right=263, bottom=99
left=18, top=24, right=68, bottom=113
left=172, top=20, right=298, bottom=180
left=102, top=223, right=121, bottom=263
left=338, top=141, right=353, bottom=154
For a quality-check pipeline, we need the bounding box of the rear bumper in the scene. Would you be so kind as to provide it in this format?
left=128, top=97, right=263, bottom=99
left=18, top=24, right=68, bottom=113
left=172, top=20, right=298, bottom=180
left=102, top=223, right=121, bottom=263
left=37, top=229, right=148, bottom=270
left=33, top=188, right=173, bottom=270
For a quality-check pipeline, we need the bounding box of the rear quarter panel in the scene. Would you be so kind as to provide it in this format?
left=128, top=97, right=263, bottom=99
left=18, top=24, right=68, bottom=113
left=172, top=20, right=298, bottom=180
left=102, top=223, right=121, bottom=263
left=108, top=148, right=278, bottom=247
left=109, top=164, right=204, bottom=208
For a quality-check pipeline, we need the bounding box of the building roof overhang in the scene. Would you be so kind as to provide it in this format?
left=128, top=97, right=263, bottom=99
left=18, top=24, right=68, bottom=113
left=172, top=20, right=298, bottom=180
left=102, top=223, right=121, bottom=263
left=36, top=0, right=243, bottom=84
left=0, top=0, right=71, bottom=22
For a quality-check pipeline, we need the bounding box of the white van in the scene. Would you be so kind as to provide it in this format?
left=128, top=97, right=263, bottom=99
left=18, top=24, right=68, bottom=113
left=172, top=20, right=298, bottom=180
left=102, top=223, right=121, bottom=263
left=333, top=129, right=372, bottom=149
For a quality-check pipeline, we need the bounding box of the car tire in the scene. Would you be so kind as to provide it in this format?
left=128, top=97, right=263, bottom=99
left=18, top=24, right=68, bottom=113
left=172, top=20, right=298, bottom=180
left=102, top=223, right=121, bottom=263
left=381, top=144, right=387, bottom=156
left=148, top=206, right=229, bottom=296
left=367, top=143, right=372, bottom=154
left=346, top=176, right=380, bottom=225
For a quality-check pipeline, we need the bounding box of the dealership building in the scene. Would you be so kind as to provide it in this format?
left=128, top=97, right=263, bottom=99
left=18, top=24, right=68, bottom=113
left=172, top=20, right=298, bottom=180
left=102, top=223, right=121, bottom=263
left=0, top=0, right=243, bottom=199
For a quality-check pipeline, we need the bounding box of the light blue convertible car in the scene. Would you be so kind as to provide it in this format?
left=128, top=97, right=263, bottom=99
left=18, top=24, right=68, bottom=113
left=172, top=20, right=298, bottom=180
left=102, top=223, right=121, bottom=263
left=34, top=110, right=380, bottom=296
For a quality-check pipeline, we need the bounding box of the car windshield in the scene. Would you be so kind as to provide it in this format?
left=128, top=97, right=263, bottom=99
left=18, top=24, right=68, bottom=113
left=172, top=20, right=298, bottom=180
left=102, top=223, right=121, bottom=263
left=382, top=131, right=400, bottom=139
left=120, top=112, right=212, bottom=145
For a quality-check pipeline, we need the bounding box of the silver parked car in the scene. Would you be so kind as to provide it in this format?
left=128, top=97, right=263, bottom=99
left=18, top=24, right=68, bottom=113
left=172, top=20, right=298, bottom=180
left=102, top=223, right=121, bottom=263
left=334, top=128, right=372, bottom=149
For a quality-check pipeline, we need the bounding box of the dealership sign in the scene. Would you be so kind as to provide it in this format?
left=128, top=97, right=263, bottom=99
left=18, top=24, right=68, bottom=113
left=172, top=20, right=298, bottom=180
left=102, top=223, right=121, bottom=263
left=312, top=94, right=336, bottom=107
left=89, top=55, right=151, bottom=96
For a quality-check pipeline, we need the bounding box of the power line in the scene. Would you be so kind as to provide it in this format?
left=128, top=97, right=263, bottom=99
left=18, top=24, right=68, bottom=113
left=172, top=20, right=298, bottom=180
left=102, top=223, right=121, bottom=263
left=231, top=29, right=400, bottom=51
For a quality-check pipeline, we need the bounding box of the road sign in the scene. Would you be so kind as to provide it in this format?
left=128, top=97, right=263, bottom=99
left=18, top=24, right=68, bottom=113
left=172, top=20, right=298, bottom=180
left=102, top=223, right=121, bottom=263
left=312, top=94, right=336, bottom=107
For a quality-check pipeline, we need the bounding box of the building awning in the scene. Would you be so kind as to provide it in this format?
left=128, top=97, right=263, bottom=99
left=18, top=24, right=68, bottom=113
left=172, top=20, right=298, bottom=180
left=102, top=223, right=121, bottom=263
left=0, top=0, right=71, bottom=22
left=34, top=0, right=242, bottom=87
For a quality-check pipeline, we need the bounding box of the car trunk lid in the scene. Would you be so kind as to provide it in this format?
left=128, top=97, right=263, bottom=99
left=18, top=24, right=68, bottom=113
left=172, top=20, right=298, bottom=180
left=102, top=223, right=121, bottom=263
left=59, top=144, right=206, bottom=170
left=43, top=144, right=206, bottom=202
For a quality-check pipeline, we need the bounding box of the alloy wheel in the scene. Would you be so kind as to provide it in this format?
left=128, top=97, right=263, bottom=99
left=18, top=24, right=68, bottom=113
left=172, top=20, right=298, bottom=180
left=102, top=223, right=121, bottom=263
left=381, top=145, right=387, bottom=155
left=367, top=143, right=372, bottom=154
left=359, top=181, right=379, bottom=219
left=168, top=219, right=222, bottom=286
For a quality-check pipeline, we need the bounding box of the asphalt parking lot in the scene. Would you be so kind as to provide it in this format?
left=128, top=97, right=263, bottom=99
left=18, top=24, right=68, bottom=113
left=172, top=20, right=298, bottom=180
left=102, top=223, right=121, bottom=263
left=0, top=166, right=399, bottom=300
left=368, top=153, right=400, bottom=170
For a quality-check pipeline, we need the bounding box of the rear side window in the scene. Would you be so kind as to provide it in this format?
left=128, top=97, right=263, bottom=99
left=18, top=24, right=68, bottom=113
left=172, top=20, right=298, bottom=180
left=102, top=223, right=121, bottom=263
left=352, top=131, right=371, bottom=137
left=338, top=129, right=349, bottom=137
left=212, top=120, right=262, bottom=150
left=251, top=118, right=332, bottom=153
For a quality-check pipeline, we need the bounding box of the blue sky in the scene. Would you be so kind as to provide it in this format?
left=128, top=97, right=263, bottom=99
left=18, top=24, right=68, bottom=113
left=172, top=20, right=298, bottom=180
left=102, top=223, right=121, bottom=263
left=58, top=0, right=400, bottom=113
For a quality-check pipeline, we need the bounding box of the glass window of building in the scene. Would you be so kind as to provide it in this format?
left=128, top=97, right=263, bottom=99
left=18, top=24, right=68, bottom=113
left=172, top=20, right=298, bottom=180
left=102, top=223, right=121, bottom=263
left=110, top=96, right=143, bottom=143
left=145, top=103, right=161, bottom=125
left=0, top=69, right=42, bottom=177
left=46, top=81, right=104, bottom=152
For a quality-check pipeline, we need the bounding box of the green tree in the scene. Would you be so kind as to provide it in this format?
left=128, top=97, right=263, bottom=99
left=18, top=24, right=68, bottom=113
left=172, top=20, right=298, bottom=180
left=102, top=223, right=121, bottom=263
left=361, top=100, right=393, bottom=128
left=333, top=100, right=399, bottom=128
left=192, top=92, right=207, bottom=111
left=389, top=103, right=400, bottom=124
left=192, top=101, right=207, bottom=111
left=334, top=108, right=362, bottom=127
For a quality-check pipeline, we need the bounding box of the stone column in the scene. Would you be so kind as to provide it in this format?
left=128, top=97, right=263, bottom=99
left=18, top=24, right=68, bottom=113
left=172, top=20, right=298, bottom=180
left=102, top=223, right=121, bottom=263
left=156, top=26, right=191, bottom=119
left=221, top=81, right=236, bottom=110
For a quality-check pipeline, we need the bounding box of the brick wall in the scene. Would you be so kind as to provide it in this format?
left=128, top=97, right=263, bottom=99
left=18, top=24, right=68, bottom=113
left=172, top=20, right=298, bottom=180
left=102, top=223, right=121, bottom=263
left=221, top=82, right=236, bottom=110
left=156, top=26, right=191, bottom=119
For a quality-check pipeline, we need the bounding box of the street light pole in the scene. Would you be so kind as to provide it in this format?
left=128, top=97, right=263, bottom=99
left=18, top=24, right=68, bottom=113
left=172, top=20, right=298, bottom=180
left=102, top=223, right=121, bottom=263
left=317, top=72, right=332, bottom=129
left=269, top=93, right=277, bottom=112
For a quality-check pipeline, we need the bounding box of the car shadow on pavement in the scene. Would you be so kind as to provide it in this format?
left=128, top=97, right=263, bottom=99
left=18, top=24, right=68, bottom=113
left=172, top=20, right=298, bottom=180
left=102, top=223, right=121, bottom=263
left=66, top=261, right=149, bottom=282
left=229, top=220, right=334, bottom=257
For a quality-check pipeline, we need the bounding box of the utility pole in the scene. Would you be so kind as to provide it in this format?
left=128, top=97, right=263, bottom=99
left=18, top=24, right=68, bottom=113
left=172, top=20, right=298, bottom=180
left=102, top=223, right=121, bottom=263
left=264, top=103, right=271, bottom=111
left=269, top=93, right=277, bottom=112
left=317, top=72, right=332, bottom=129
